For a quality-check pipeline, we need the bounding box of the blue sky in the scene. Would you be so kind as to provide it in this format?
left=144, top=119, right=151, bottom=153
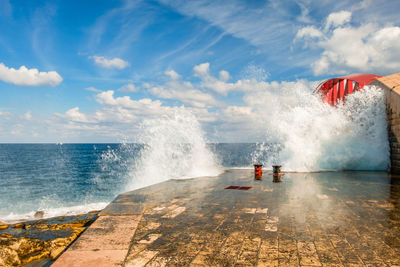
left=0, top=0, right=400, bottom=142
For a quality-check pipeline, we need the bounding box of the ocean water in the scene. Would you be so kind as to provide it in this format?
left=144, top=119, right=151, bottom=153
left=0, top=85, right=390, bottom=222
left=0, top=143, right=252, bottom=222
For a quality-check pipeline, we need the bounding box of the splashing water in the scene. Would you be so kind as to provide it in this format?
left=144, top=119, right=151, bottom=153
left=252, top=85, right=390, bottom=171
left=127, top=110, right=222, bottom=190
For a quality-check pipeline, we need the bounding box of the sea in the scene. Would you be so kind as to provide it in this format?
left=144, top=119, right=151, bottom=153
left=0, top=85, right=391, bottom=222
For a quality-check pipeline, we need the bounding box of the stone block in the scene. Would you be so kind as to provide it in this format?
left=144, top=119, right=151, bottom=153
left=52, top=250, right=127, bottom=267
left=70, top=215, right=141, bottom=251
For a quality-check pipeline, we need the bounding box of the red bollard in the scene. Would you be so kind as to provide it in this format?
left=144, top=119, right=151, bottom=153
left=254, top=164, right=263, bottom=180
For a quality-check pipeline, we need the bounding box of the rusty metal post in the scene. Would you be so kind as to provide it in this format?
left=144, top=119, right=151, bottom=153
left=254, top=164, right=263, bottom=180
left=272, top=165, right=281, bottom=175
left=273, top=175, right=282, bottom=183
left=272, top=165, right=282, bottom=183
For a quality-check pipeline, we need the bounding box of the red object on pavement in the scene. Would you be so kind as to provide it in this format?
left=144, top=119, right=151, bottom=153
left=254, top=164, right=263, bottom=180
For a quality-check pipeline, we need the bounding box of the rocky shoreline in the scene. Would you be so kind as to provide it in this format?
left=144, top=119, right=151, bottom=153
left=0, top=211, right=100, bottom=266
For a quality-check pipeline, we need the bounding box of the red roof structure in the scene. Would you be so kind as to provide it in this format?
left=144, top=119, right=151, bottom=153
left=314, top=73, right=382, bottom=106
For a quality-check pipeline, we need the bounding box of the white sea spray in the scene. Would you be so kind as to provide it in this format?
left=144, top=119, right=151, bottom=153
left=127, top=109, right=222, bottom=190
left=252, top=85, right=390, bottom=171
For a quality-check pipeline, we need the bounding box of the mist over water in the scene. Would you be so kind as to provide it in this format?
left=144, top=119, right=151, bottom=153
left=251, top=85, right=390, bottom=171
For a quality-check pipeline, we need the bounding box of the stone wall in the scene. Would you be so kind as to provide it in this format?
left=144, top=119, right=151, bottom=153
left=371, top=73, right=400, bottom=174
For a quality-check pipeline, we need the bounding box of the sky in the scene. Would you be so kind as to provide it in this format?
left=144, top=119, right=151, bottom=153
left=0, top=0, right=400, bottom=142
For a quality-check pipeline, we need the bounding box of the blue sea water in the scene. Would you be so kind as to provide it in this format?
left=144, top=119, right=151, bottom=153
left=0, top=143, right=257, bottom=222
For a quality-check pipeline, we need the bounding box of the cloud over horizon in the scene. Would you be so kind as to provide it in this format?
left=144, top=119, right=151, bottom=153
left=42, top=63, right=318, bottom=143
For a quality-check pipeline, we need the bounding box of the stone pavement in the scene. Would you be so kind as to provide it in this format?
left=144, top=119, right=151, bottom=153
left=54, top=169, right=400, bottom=266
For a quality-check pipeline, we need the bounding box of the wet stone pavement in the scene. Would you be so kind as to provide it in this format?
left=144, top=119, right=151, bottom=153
left=55, top=169, right=400, bottom=266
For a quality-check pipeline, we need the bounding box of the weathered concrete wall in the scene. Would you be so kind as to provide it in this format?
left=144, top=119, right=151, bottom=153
left=371, top=73, right=400, bottom=174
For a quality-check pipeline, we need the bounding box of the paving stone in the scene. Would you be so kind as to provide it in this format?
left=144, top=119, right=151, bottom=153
left=214, top=231, right=246, bottom=265
left=236, top=238, right=261, bottom=265
left=297, top=241, right=321, bottom=266
left=314, top=238, right=341, bottom=265
left=278, top=237, right=299, bottom=265
left=258, top=237, right=278, bottom=266
left=69, top=215, right=141, bottom=251
left=124, top=249, right=158, bottom=266
left=52, top=249, right=127, bottom=267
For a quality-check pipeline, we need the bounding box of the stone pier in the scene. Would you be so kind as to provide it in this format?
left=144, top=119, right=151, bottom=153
left=53, top=169, right=400, bottom=266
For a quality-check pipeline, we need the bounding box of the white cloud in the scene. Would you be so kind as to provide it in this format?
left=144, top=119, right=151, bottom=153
left=91, top=56, right=130, bottom=69
left=148, top=83, right=218, bottom=108
left=295, top=26, right=323, bottom=40
left=0, top=63, right=62, bottom=86
left=194, top=62, right=269, bottom=95
left=66, top=91, right=181, bottom=131
left=219, top=70, right=230, bottom=82
left=296, top=2, right=312, bottom=24
left=23, top=111, right=32, bottom=120
left=64, top=107, right=90, bottom=123
left=118, top=83, right=138, bottom=92
left=325, top=11, right=352, bottom=31
left=95, top=90, right=166, bottom=112
left=165, top=70, right=180, bottom=80
left=85, top=86, right=102, bottom=93
left=296, top=11, right=400, bottom=75
left=193, top=62, right=210, bottom=76
left=145, top=70, right=220, bottom=108
left=314, top=24, right=400, bottom=75
left=194, top=62, right=232, bottom=95
left=50, top=91, right=178, bottom=141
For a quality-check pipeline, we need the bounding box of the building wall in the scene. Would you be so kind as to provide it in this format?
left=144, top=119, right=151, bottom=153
left=371, top=73, right=400, bottom=174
